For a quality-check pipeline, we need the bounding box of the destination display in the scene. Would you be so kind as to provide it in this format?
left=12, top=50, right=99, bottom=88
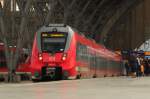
left=42, top=32, right=66, bottom=37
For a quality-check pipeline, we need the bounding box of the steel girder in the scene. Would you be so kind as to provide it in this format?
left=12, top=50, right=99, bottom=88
left=0, top=0, right=141, bottom=45
left=99, top=0, right=142, bottom=43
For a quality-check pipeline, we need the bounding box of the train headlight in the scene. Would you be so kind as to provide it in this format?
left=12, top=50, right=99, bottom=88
left=38, top=53, right=43, bottom=61
left=62, top=53, right=67, bottom=61
left=39, top=56, right=42, bottom=60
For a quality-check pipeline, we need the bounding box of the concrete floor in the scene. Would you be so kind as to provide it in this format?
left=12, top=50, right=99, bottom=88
left=0, top=77, right=150, bottom=99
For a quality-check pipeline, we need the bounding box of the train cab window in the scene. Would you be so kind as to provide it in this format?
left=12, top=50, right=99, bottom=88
left=41, top=32, right=68, bottom=52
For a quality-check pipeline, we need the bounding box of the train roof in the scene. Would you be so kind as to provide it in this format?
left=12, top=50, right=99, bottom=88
left=37, top=24, right=69, bottom=33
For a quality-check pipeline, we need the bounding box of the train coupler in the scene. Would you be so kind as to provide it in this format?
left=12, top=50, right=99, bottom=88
left=41, top=66, right=62, bottom=80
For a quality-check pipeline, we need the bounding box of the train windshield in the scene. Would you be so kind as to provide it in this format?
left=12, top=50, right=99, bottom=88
left=41, top=32, right=68, bottom=53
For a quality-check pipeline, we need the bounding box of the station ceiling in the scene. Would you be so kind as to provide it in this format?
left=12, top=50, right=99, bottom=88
left=0, top=0, right=143, bottom=50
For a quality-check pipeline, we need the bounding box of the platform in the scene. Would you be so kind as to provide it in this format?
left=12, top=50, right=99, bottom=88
left=0, top=77, right=150, bottom=99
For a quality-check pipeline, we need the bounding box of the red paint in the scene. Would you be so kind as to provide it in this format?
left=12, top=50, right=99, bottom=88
left=0, top=43, right=31, bottom=74
left=30, top=25, right=123, bottom=80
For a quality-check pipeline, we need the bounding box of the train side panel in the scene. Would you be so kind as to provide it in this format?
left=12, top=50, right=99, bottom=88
left=0, top=43, right=31, bottom=81
left=74, top=33, right=123, bottom=78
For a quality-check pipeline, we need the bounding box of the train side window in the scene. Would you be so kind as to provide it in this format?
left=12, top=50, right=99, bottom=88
left=76, top=43, right=88, bottom=62
left=76, top=43, right=80, bottom=61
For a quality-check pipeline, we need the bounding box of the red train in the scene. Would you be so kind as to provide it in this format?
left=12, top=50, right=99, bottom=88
left=0, top=43, right=31, bottom=81
left=30, top=24, right=123, bottom=81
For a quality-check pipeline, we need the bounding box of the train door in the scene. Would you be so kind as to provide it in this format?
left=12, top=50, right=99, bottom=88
left=93, top=54, right=97, bottom=78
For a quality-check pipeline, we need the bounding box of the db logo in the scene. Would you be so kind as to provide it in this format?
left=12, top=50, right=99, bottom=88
left=50, top=57, right=55, bottom=61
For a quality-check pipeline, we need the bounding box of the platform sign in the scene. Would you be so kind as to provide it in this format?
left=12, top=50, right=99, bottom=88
left=144, top=51, right=150, bottom=56
left=145, top=56, right=150, bottom=59
left=138, top=50, right=144, bottom=54
left=42, top=32, right=65, bottom=37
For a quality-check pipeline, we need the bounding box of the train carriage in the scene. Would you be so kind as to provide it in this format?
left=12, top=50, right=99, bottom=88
left=30, top=24, right=123, bottom=81
left=0, top=43, right=31, bottom=81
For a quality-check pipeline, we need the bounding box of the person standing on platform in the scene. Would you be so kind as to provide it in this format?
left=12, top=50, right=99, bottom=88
left=144, top=58, right=149, bottom=76
left=136, top=56, right=141, bottom=77
left=124, top=59, right=129, bottom=76
left=140, top=61, right=145, bottom=76
left=129, top=56, right=136, bottom=77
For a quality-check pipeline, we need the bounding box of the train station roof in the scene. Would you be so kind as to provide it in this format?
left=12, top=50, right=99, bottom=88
left=0, top=0, right=146, bottom=50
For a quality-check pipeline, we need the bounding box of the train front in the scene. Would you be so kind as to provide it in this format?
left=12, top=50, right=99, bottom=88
left=31, top=24, right=76, bottom=80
